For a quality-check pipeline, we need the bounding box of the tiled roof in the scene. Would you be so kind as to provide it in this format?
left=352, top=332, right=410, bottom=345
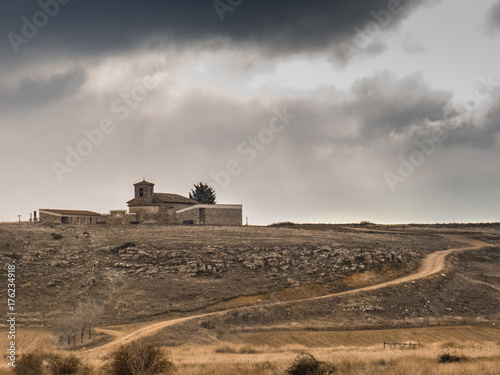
left=39, top=209, right=102, bottom=216
left=153, top=193, right=199, bottom=204
left=127, top=193, right=199, bottom=206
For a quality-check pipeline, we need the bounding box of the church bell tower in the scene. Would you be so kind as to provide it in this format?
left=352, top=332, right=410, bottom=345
left=134, top=180, right=154, bottom=204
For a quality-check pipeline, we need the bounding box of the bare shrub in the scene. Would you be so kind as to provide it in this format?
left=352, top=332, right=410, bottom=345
left=103, top=341, right=174, bottom=375
left=14, top=352, right=44, bottom=375
left=47, top=354, right=81, bottom=375
left=438, top=351, right=469, bottom=363
left=76, top=299, right=103, bottom=342
left=58, top=317, right=79, bottom=346
left=286, top=352, right=336, bottom=375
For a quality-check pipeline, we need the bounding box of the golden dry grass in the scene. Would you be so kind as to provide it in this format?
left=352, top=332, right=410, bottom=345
left=168, top=343, right=500, bottom=375
left=1, top=326, right=499, bottom=374
left=0, top=340, right=499, bottom=375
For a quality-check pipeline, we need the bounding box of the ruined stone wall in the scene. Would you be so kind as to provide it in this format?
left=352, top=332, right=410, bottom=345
left=104, top=211, right=137, bottom=225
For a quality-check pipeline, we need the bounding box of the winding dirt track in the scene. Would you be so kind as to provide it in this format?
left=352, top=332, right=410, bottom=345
left=86, top=235, right=493, bottom=356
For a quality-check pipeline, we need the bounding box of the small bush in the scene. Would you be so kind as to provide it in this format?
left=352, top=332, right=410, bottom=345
left=359, top=221, right=373, bottom=226
left=269, top=221, right=296, bottom=228
left=47, top=354, right=81, bottom=375
left=112, top=242, right=136, bottom=254
left=104, top=341, right=174, bottom=375
left=438, top=351, right=469, bottom=363
left=200, top=321, right=215, bottom=329
left=51, top=233, right=63, bottom=240
left=286, top=352, right=336, bottom=375
left=214, top=345, right=237, bottom=354
left=15, top=352, right=44, bottom=375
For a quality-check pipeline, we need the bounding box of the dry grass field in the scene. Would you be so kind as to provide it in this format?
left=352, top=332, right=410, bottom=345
left=0, top=222, right=499, bottom=374
left=1, top=326, right=499, bottom=374
left=168, top=342, right=500, bottom=375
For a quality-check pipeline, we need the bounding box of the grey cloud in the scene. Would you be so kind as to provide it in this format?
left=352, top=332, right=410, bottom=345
left=460, top=99, right=500, bottom=148
left=0, top=67, right=86, bottom=111
left=486, top=1, right=500, bottom=33
left=344, top=74, right=451, bottom=140
left=264, top=74, right=454, bottom=151
left=1, top=0, right=433, bottom=64
left=137, top=74, right=458, bottom=169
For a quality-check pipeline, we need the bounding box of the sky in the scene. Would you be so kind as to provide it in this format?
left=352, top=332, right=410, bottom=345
left=1, top=0, right=500, bottom=225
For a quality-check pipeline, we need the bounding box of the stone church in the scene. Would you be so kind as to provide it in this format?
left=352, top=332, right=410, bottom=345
left=127, top=180, right=242, bottom=225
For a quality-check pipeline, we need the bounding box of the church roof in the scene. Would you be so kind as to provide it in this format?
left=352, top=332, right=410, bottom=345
left=127, top=193, right=199, bottom=206
left=153, top=193, right=199, bottom=204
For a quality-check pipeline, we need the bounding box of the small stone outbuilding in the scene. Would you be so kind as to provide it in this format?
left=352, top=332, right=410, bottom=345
left=39, top=209, right=103, bottom=225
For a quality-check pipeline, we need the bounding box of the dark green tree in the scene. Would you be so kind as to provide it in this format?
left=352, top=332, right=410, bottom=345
left=189, top=182, right=217, bottom=204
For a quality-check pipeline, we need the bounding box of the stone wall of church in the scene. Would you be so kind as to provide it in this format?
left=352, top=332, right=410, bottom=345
left=176, top=207, right=200, bottom=224
left=176, top=205, right=242, bottom=226
left=205, top=207, right=242, bottom=226
left=128, top=206, right=159, bottom=224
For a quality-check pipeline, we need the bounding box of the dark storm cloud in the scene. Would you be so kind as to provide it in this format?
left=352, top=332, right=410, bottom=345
left=0, top=67, right=86, bottom=111
left=1, top=0, right=431, bottom=61
left=487, top=1, right=500, bottom=32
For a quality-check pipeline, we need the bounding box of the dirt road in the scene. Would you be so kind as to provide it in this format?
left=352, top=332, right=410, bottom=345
left=86, top=235, right=493, bottom=356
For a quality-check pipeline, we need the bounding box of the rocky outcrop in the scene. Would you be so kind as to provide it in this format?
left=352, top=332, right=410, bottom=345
left=103, top=243, right=412, bottom=283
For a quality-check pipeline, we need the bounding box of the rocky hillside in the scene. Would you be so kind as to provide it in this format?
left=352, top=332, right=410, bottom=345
left=0, top=223, right=475, bottom=326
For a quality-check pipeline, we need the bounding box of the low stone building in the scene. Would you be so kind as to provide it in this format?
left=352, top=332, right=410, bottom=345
left=39, top=209, right=137, bottom=225
left=39, top=209, right=103, bottom=225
